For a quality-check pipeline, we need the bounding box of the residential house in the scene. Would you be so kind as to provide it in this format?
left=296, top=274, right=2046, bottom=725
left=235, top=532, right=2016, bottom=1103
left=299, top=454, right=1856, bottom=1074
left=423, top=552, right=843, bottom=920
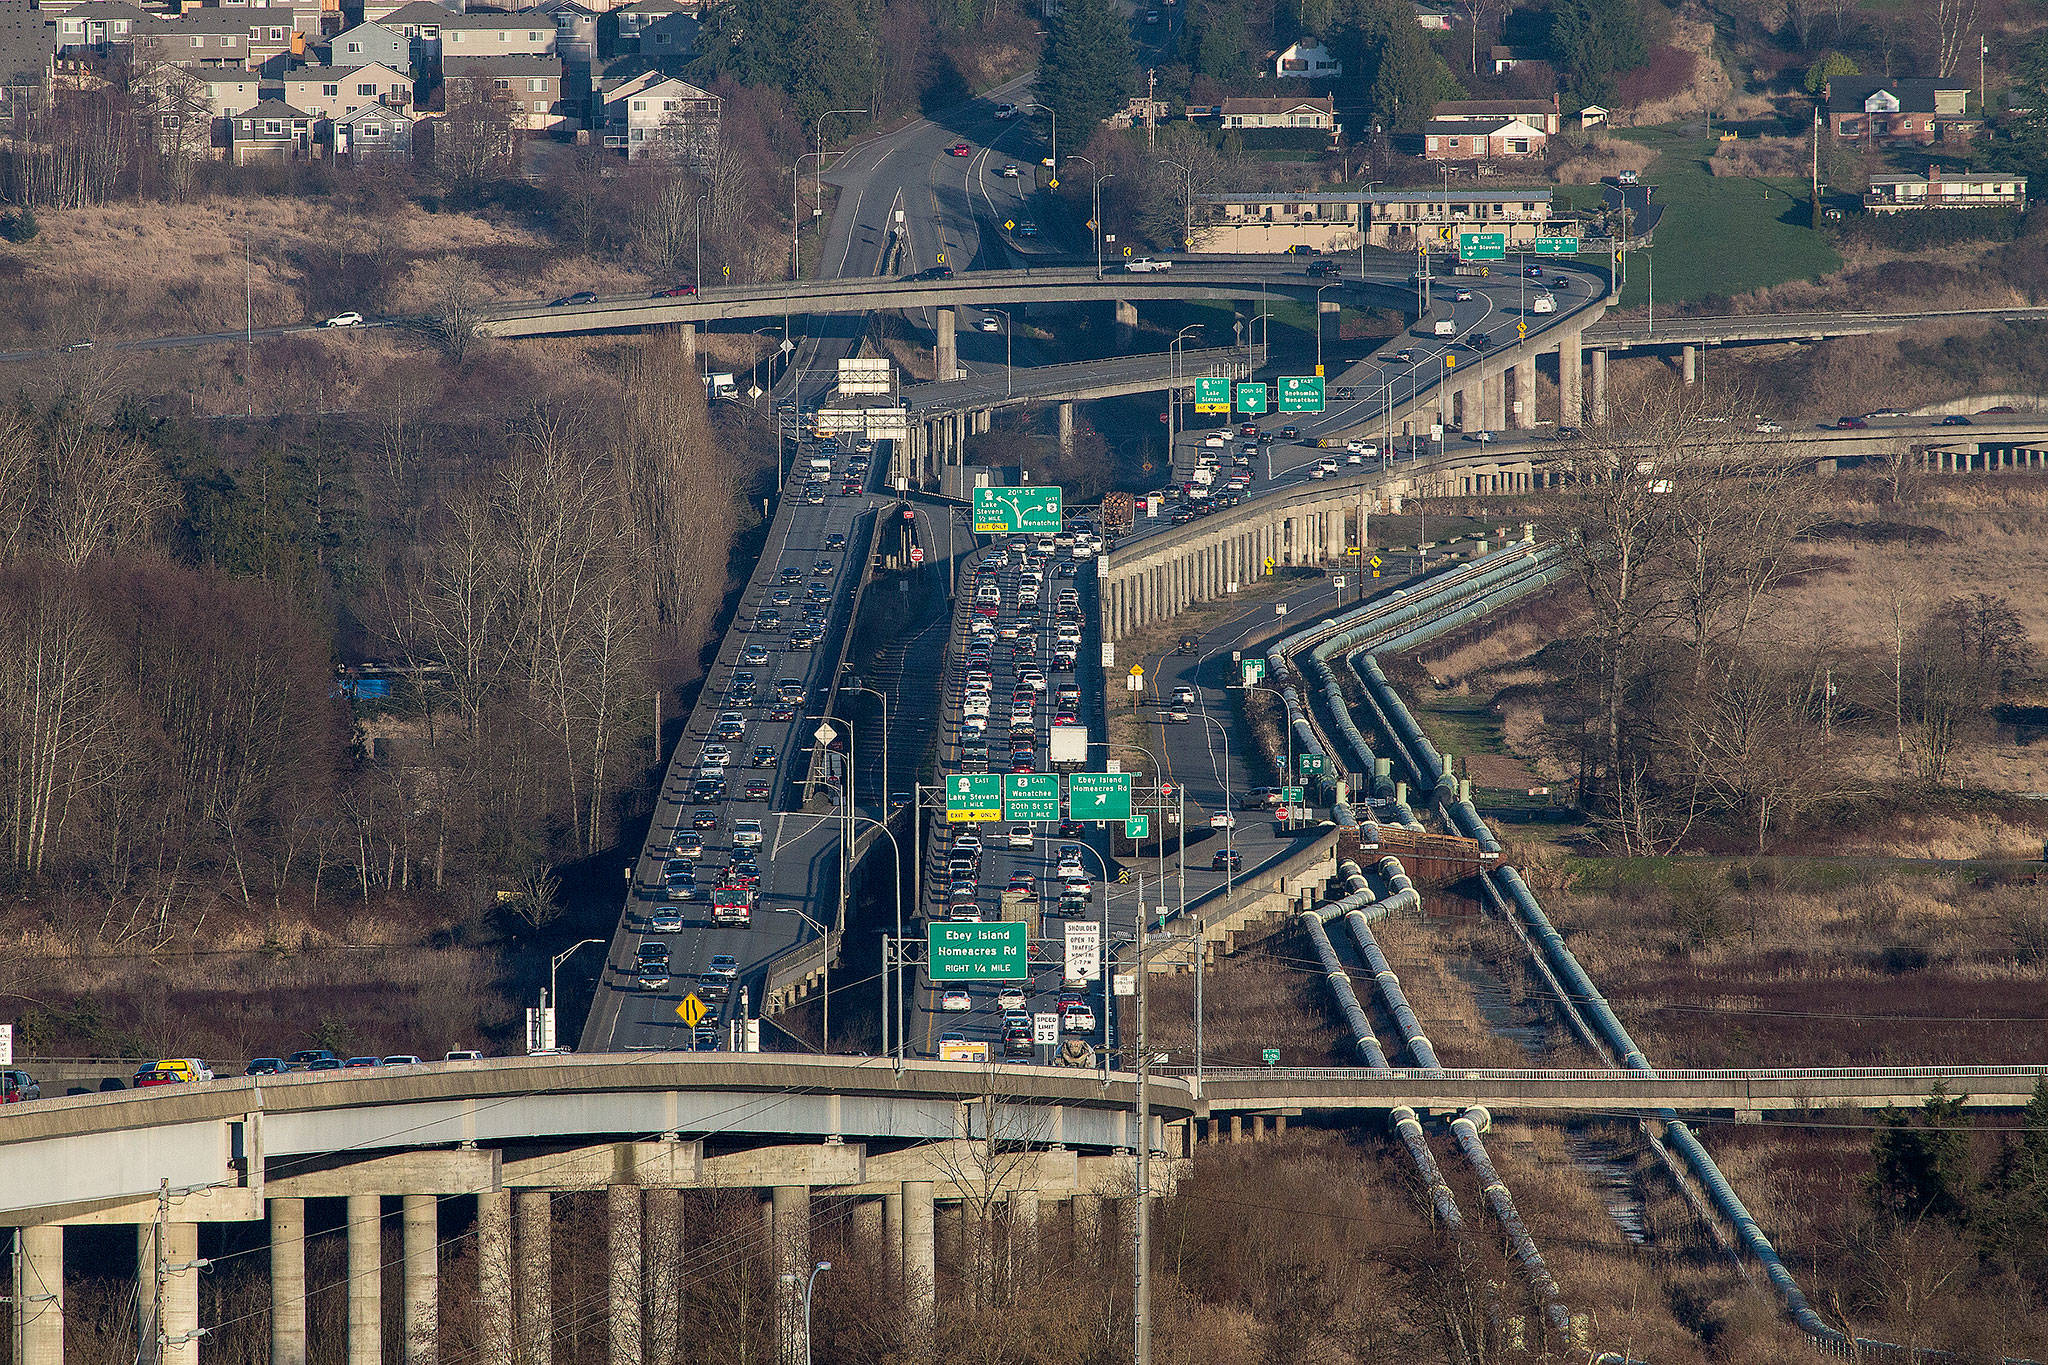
left=0, top=0, right=57, bottom=128
left=1430, top=96, right=1560, bottom=134
left=631, top=7, right=694, bottom=58
left=360, top=0, right=459, bottom=23
left=436, top=11, right=557, bottom=61
left=1192, top=188, right=1554, bottom=252
left=1488, top=45, right=1537, bottom=74
left=325, top=20, right=409, bottom=73
left=443, top=53, right=563, bottom=128
left=1422, top=116, right=1547, bottom=160
left=1271, top=39, right=1339, bottom=79
left=1865, top=166, right=2026, bottom=212
left=335, top=99, right=412, bottom=159
left=279, top=61, right=410, bottom=117
left=1825, top=77, right=1971, bottom=144
left=613, top=0, right=684, bottom=49
left=48, top=1, right=147, bottom=58
left=1218, top=95, right=1335, bottom=133
left=143, top=9, right=299, bottom=73
left=1413, top=1, right=1456, bottom=29
left=136, top=58, right=259, bottom=116
left=376, top=0, right=456, bottom=61
left=597, top=69, right=716, bottom=160
left=532, top=0, right=595, bottom=65
left=227, top=96, right=311, bottom=161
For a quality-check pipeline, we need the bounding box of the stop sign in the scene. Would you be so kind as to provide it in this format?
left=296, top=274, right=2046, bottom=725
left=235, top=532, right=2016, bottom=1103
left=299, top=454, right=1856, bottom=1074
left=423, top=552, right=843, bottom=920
left=909, top=545, right=926, bottom=565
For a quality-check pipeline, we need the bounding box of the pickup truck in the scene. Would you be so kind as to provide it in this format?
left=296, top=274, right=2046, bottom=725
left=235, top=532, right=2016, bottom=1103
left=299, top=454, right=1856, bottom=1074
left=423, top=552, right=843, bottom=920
left=1123, top=257, right=1171, bottom=273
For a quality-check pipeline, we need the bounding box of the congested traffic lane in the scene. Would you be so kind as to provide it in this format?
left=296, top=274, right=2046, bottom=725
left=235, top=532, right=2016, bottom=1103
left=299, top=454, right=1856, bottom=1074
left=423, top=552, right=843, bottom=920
left=581, top=438, right=886, bottom=1054
left=913, top=529, right=1123, bottom=1060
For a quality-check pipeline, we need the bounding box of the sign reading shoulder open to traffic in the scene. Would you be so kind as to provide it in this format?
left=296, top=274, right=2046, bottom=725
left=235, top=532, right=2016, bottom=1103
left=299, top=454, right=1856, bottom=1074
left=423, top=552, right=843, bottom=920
left=946, top=773, right=1003, bottom=822
left=973, top=485, right=1063, bottom=534
left=928, top=921, right=1028, bottom=981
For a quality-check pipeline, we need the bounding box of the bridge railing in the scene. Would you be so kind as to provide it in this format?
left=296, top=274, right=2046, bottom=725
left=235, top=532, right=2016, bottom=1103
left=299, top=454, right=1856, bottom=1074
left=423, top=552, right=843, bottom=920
left=1192, top=1064, right=2048, bottom=1084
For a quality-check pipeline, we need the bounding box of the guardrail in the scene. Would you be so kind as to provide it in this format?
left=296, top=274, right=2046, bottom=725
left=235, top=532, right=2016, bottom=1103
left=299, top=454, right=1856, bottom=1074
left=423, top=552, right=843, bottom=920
left=1191, top=1064, right=2048, bottom=1083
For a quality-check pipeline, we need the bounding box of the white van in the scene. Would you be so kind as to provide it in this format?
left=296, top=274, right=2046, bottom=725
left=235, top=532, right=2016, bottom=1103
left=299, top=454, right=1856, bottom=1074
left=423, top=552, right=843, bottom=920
left=1531, top=294, right=1557, bottom=314
left=1433, top=319, right=1456, bottom=337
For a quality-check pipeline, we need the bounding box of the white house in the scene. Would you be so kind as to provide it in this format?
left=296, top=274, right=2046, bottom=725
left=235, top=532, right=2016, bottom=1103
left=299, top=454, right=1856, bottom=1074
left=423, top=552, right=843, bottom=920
left=598, top=71, right=719, bottom=161
left=1272, top=40, right=1339, bottom=80
left=1218, top=96, right=1335, bottom=132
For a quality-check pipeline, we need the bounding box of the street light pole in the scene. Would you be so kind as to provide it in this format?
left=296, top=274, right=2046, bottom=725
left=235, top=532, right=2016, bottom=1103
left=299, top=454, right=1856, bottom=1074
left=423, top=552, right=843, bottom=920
left=778, top=1261, right=831, bottom=1365
left=546, top=938, right=604, bottom=1049
left=1313, top=283, right=1336, bottom=375
left=839, top=681, right=890, bottom=811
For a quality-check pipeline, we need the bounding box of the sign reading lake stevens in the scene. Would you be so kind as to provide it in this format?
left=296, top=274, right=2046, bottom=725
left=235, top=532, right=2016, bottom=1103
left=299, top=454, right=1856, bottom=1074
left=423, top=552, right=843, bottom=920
left=973, top=485, right=1063, bottom=534
left=928, top=921, right=1029, bottom=981
left=1194, top=377, right=1231, bottom=413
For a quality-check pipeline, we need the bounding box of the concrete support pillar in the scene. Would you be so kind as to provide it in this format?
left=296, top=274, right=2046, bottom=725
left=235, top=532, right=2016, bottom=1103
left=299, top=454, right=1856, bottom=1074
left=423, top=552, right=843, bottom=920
left=1589, top=348, right=1608, bottom=425
left=1115, top=298, right=1138, bottom=346
left=1252, top=1114, right=1269, bottom=1141
left=677, top=323, right=696, bottom=367
left=163, top=1222, right=200, bottom=1365
left=1275, top=1113, right=1289, bottom=1136
left=402, top=1195, right=438, bottom=1365
left=936, top=307, right=956, bottom=381
left=882, top=1190, right=905, bottom=1278
left=1559, top=329, right=1582, bottom=428
left=1010, top=1195, right=1039, bottom=1265
left=1513, top=356, right=1536, bottom=430
left=1490, top=372, right=1508, bottom=431
left=1681, top=344, right=1697, bottom=385
left=1229, top=1114, right=1244, bottom=1143
left=771, top=1187, right=809, bottom=1365
left=271, top=1198, right=308, bottom=1365
left=644, top=1189, right=681, bottom=1365
left=516, top=1190, right=552, bottom=1365
left=608, top=1186, right=643, bottom=1365
left=901, top=1182, right=935, bottom=1339
left=1072, top=1194, right=1104, bottom=1246
left=1058, top=401, right=1075, bottom=454
left=1318, top=298, right=1341, bottom=353
left=478, top=1192, right=514, bottom=1365
left=347, top=1195, right=382, bottom=1365
left=13, top=1225, right=63, bottom=1365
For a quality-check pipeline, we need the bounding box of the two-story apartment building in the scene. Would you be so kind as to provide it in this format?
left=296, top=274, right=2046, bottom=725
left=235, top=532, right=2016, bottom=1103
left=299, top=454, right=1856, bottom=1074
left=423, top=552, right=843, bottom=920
left=443, top=53, right=563, bottom=128
left=598, top=69, right=717, bottom=160
left=1192, top=188, right=1554, bottom=252
left=1826, top=77, right=1972, bottom=144
left=278, top=61, right=410, bottom=117
left=49, top=1, right=146, bottom=58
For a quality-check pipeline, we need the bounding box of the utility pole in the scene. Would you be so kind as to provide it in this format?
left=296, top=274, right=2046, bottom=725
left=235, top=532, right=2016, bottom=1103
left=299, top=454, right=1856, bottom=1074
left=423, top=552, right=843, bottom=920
left=1810, top=107, right=1823, bottom=230
left=1134, top=893, right=1152, bottom=1365
left=1145, top=68, right=1157, bottom=153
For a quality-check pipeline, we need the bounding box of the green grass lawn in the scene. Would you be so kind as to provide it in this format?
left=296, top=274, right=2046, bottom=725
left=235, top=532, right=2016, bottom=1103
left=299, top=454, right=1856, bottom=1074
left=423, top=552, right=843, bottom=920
left=1565, top=128, right=1843, bottom=308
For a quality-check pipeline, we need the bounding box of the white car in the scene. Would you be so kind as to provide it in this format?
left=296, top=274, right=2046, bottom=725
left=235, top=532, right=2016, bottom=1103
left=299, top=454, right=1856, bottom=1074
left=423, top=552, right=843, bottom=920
left=1008, top=824, right=1034, bottom=849
left=1455, top=290, right=1474, bottom=302
left=1124, top=257, right=1171, bottom=273
left=997, top=987, right=1027, bottom=1011
left=731, top=819, right=763, bottom=847
left=999, top=163, right=1021, bottom=177
left=1202, top=433, right=1226, bottom=448
left=1210, top=811, right=1236, bottom=829
left=1531, top=294, right=1557, bottom=314
left=941, top=990, right=972, bottom=1011
left=995, top=103, right=1018, bottom=119
left=322, top=311, right=365, bottom=328
left=1063, top=1006, right=1095, bottom=1032
left=979, top=314, right=1001, bottom=332
left=1754, top=420, right=1784, bottom=433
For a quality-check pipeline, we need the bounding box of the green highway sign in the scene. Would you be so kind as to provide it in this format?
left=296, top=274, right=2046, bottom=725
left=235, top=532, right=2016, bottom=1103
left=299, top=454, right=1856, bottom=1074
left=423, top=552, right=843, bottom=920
left=1234, top=382, right=1269, bottom=415
left=927, top=921, right=1029, bottom=981
left=1299, top=753, right=1326, bottom=775
left=945, top=773, right=1003, bottom=823
left=1532, top=236, right=1580, bottom=255
left=1003, top=773, right=1061, bottom=821
left=1240, top=658, right=1266, bottom=685
left=1457, top=230, right=1507, bottom=262
left=973, top=485, right=1064, bottom=535
left=1262, top=1048, right=1281, bottom=1065
left=1125, top=814, right=1150, bottom=839
left=1277, top=376, right=1325, bottom=413
left=1280, top=786, right=1305, bottom=803
left=1194, top=376, right=1231, bottom=414
left=1068, top=772, right=1133, bottom=821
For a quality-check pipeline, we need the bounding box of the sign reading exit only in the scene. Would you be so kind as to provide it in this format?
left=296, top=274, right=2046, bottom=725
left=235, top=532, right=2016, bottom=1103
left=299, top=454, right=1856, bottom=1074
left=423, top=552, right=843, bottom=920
left=973, top=485, right=1063, bottom=534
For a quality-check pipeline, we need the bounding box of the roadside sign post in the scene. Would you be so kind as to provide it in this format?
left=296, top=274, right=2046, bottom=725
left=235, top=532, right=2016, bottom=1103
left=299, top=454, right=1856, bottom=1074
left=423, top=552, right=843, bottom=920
left=1277, top=376, right=1325, bottom=413
left=927, top=922, right=1029, bottom=981
left=972, top=485, right=1064, bottom=534
left=1299, top=753, right=1326, bottom=776
left=1234, top=382, right=1269, bottom=415
left=1003, top=773, right=1061, bottom=821
left=945, top=773, right=1003, bottom=823
left=1240, top=658, right=1266, bottom=685
left=1064, top=921, right=1101, bottom=982
left=1194, top=377, right=1231, bottom=413
left=1033, top=1011, right=1060, bottom=1061
left=1125, top=813, right=1151, bottom=839
left=1262, top=1048, right=1280, bottom=1066
left=1068, top=772, right=1134, bottom=821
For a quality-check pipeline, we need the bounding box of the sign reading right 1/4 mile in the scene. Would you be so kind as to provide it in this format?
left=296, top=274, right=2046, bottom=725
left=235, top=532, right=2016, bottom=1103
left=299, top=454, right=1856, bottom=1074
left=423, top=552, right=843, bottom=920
left=927, top=921, right=1029, bottom=981
left=973, top=485, right=1063, bottom=535
left=1067, top=772, right=1133, bottom=821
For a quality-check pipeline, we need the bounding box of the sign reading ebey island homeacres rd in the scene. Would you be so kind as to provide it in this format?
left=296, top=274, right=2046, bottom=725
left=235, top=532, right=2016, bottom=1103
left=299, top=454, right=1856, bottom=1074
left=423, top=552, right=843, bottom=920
left=927, top=922, right=1028, bottom=981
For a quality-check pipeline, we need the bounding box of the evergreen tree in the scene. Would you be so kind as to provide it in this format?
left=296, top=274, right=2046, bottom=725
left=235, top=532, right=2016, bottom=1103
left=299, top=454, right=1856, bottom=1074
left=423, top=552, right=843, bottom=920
left=1548, top=0, right=1647, bottom=107
left=1981, top=1078, right=2048, bottom=1267
left=1980, top=30, right=2048, bottom=188
left=1324, top=0, right=1461, bottom=134
left=1038, top=0, right=1137, bottom=151
left=1865, top=1084, right=1974, bottom=1227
